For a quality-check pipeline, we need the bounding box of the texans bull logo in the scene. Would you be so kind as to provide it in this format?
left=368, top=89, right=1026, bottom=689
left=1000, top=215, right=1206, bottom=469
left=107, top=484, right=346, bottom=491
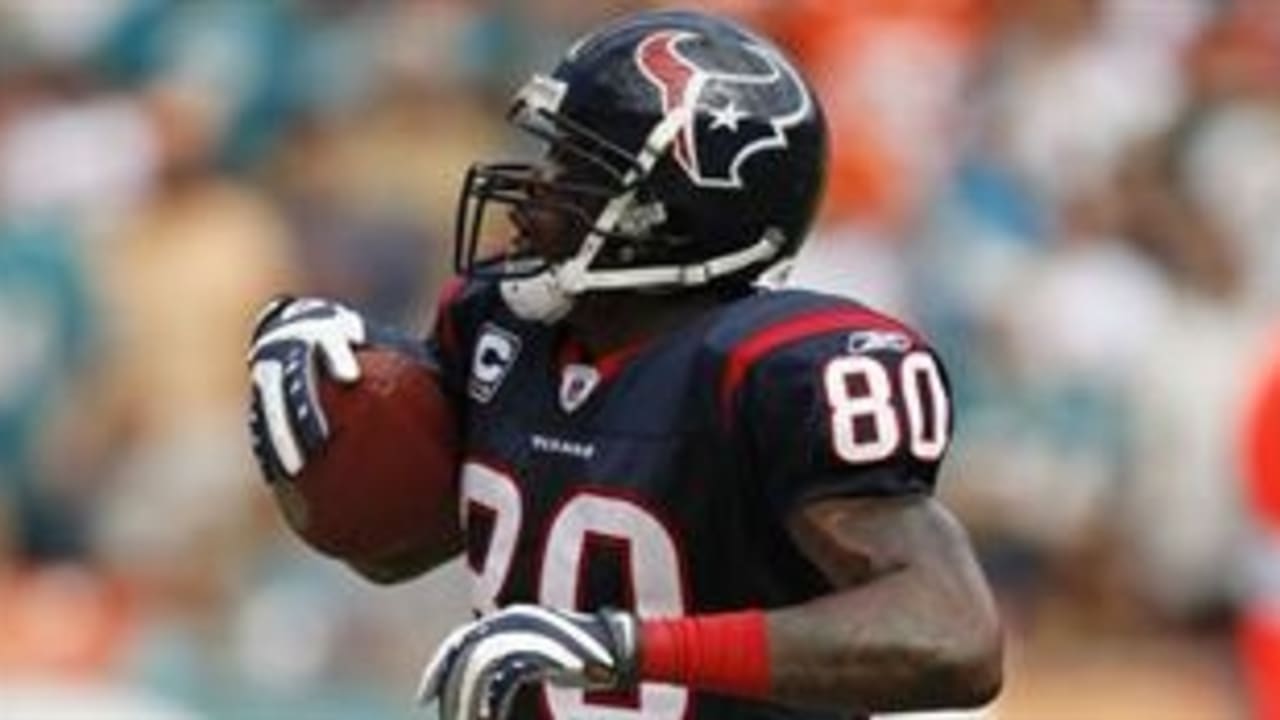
left=636, top=29, right=812, bottom=190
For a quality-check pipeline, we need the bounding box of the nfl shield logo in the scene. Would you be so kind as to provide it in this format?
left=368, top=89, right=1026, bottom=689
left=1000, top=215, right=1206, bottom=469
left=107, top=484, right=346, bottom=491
left=559, top=364, right=601, bottom=413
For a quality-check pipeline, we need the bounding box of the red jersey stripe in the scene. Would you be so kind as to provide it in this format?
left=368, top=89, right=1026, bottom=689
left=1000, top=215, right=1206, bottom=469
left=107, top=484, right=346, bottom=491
left=434, top=276, right=467, bottom=363
left=719, top=307, right=916, bottom=421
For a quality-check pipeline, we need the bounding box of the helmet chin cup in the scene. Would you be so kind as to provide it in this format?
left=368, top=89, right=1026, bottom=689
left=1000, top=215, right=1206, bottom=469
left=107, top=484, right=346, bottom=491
left=500, top=270, right=576, bottom=323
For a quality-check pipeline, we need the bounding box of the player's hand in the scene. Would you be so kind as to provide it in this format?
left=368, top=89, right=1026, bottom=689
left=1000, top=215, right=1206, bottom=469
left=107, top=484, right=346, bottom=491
left=416, top=605, right=638, bottom=720
left=247, top=296, right=366, bottom=481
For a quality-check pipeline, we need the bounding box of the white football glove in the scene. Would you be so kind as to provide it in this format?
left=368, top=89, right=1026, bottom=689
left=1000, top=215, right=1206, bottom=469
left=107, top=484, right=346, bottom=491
left=417, top=605, right=638, bottom=720
left=247, top=296, right=366, bottom=481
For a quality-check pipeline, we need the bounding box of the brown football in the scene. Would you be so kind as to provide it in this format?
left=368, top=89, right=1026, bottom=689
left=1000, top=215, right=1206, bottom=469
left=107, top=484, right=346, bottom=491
left=272, top=347, right=463, bottom=569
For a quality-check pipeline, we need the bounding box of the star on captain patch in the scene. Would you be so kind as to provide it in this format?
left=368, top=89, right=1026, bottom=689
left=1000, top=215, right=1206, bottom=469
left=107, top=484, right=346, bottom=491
left=559, top=363, right=601, bottom=413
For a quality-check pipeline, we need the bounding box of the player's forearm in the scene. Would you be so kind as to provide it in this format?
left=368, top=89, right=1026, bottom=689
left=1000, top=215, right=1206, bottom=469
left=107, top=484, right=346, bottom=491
left=633, top=500, right=1002, bottom=712
left=764, top=560, right=1003, bottom=713
left=632, top=553, right=1001, bottom=714
left=754, top=495, right=1004, bottom=712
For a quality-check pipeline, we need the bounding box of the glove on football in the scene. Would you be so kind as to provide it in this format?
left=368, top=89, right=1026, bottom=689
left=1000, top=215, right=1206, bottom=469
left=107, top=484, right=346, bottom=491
left=247, top=296, right=366, bottom=481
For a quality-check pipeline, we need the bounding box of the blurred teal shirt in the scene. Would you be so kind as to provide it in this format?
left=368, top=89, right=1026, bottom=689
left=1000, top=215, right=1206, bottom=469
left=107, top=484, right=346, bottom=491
left=0, top=219, right=93, bottom=484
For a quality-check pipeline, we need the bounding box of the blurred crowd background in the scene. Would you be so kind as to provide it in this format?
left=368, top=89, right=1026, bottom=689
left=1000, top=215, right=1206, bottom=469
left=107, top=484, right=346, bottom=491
left=0, top=0, right=1277, bottom=717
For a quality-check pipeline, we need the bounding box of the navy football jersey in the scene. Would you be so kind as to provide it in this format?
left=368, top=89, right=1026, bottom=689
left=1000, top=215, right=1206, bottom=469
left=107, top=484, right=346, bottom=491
left=429, top=280, right=953, bottom=720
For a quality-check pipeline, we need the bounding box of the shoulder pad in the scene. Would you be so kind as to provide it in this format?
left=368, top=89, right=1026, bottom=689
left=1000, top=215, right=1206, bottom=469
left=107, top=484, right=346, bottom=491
left=704, top=289, right=923, bottom=419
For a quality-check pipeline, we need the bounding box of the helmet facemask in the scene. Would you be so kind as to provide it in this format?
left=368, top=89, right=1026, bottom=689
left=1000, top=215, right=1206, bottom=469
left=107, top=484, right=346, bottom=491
left=454, top=161, right=618, bottom=281
left=454, top=74, right=687, bottom=320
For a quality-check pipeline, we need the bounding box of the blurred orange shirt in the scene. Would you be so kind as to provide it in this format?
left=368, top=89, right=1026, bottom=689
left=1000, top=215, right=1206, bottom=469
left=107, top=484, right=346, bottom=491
left=0, top=565, right=134, bottom=679
left=1243, top=329, right=1280, bottom=529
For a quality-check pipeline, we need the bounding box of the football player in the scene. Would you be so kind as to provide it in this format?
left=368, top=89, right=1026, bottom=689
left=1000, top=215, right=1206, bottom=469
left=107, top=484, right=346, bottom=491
left=249, top=10, right=1002, bottom=720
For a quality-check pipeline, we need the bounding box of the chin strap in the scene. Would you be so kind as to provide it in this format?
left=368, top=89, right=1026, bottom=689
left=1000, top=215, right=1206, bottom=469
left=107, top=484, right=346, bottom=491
left=562, top=228, right=785, bottom=292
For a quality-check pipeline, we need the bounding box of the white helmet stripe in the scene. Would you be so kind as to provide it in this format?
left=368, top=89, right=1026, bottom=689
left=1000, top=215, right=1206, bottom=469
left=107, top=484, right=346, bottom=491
left=501, top=104, right=692, bottom=320
left=556, top=105, right=693, bottom=294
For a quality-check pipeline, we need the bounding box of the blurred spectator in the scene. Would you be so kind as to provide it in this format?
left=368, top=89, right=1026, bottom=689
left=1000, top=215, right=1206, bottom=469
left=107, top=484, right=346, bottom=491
left=80, top=85, right=296, bottom=712
left=0, top=218, right=96, bottom=561
left=95, top=0, right=301, bottom=172
left=1178, top=5, right=1280, bottom=312
left=0, top=68, right=157, bottom=228
left=984, top=0, right=1193, bottom=204
left=88, top=86, right=294, bottom=448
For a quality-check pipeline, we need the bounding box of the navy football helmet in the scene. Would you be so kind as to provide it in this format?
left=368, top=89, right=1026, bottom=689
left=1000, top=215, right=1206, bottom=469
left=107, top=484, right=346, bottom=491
left=455, top=10, right=828, bottom=321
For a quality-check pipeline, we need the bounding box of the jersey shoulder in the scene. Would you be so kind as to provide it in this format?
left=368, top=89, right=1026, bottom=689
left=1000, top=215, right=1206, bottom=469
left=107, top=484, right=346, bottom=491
left=429, top=277, right=531, bottom=400
left=701, top=288, right=933, bottom=416
left=431, top=277, right=546, bottom=363
left=432, top=277, right=503, bottom=348
left=701, top=289, right=952, bottom=505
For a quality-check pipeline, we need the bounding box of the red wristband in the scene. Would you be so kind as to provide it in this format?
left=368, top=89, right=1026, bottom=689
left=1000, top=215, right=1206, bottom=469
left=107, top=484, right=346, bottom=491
left=639, top=610, right=771, bottom=699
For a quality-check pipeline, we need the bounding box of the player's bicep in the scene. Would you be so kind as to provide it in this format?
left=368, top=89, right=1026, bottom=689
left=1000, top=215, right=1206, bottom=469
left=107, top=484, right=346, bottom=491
left=785, top=494, right=967, bottom=589
left=772, top=494, right=1004, bottom=709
